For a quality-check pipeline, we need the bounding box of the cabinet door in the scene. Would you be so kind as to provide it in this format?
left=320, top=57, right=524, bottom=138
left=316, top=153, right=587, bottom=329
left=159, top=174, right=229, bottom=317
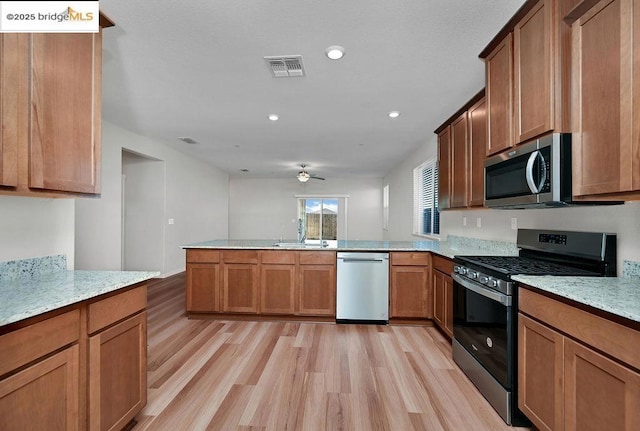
left=29, top=32, right=101, bottom=194
left=222, top=263, right=259, bottom=313
left=468, top=97, right=487, bottom=207
left=438, top=126, right=451, bottom=210
left=390, top=265, right=431, bottom=318
left=260, top=264, right=296, bottom=315
left=0, top=345, right=80, bottom=431
left=433, top=271, right=445, bottom=328
left=0, top=34, right=20, bottom=187
left=486, top=33, right=514, bottom=155
left=572, top=0, right=640, bottom=197
left=443, top=274, right=453, bottom=337
left=298, top=265, right=335, bottom=316
left=564, top=338, right=640, bottom=431
left=514, top=0, right=553, bottom=143
left=518, top=313, right=564, bottom=431
left=186, top=263, right=219, bottom=312
left=450, top=112, right=468, bottom=208
left=89, top=312, right=147, bottom=431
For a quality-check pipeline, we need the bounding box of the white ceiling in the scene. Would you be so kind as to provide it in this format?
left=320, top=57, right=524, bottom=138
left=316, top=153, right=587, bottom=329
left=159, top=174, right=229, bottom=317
left=100, top=0, right=526, bottom=180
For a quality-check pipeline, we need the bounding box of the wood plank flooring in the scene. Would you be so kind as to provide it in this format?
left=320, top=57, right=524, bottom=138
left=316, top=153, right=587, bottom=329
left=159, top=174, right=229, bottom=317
left=133, top=274, right=530, bottom=431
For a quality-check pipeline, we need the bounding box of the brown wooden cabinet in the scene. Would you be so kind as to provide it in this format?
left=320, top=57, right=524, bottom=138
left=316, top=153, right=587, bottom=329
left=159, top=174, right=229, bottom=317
left=468, top=97, right=487, bottom=206
left=222, top=251, right=259, bottom=313
left=450, top=113, right=469, bottom=208
left=186, top=250, right=220, bottom=312
left=260, top=251, right=296, bottom=315
left=437, top=126, right=451, bottom=210
left=519, top=287, right=640, bottom=431
left=298, top=251, right=336, bottom=316
left=432, top=255, right=454, bottom=338
left=435, top=90, right=486, bottom=210
left=485, top=33, right=514, bottom=155
left=570, top=0, right=640, bottom=200
left=389, top=252, right=431, bottom=319
left=0, top=34, right=19, bottom=188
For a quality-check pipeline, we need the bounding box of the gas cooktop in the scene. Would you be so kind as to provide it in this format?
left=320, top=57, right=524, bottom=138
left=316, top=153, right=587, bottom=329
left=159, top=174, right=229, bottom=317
left=455, top=255, right=599, bottom=277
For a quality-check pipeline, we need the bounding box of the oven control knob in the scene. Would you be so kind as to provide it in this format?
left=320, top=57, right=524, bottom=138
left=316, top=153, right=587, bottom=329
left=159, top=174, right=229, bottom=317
left=488, top=279, right=498, bottom=288
left=468, top=271, right=478, bottom=279
left=479, top=276, right=489, bottom=284
left=457, top=267, right=467, bottom=275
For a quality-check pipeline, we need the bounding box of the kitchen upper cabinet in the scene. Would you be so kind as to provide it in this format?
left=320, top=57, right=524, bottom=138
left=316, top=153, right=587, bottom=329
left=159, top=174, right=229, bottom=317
left=298, top=251, right=336, bottom=317
left=570, top=0, right=640, bottom=200
left=186, top=250, right=220, bottom=313
left=222, top=251, right=259, bottom=313
left=468, top=97, right=487, bottom=206
left=437, top=126, right=451, bottom=210
left=0, top=34, right=19, bottom=188
left=0, top=27, right=106, bottom=196
left=389, top=252, right=432, bottom=319
left=260, top=251, right=296, bottom=315
left=450, top=113, right=469, bottom=208
left=518, top=287, right=640, bottom=431
left=435, top=90, right=486, bottom=209
left=485, top=33, right=514, bottom=155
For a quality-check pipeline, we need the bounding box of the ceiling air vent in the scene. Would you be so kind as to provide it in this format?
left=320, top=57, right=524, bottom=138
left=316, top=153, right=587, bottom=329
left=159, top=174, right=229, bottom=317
left=264, top=55, right=305, bottom=78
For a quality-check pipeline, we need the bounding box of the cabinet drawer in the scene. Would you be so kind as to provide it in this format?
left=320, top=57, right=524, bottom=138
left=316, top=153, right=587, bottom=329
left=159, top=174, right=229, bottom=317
left=261, top=250, right=296, bottom=265
left=88, top=285, right=147, bottom=334
left=299, top=251, right=336, bottom=265
left=432, top=255, right=454, bottom=274
left=391, top=252, right=430, bottom=266
left=186, top=249, right=220, bottom=263
left=222, top=250, right=259, bottom=264
left=519, top=287, right=640, bottom=371
left=0, top=309, right=80, bottom=377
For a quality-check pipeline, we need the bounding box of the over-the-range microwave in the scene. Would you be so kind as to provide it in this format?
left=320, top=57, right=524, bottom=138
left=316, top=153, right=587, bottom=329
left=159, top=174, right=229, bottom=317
left=484, top=133, right=622, bottom=209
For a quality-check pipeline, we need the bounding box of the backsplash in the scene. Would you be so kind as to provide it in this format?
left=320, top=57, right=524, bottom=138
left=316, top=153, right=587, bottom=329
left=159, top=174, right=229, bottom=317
left=447, top=235, right=519, bottom=255
left=623, top=260, right=640, bottom=277
left=0, top=255, right=67, bottom=282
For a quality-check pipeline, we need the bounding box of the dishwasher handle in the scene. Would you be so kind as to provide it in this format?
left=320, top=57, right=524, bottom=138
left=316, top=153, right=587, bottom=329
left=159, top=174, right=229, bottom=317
left=339, top=258, right=387, bottom=263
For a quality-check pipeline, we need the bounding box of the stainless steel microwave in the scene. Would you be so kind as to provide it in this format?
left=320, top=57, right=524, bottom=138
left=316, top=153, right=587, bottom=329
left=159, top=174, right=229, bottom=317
left=484, top=133, right=575, bottom=209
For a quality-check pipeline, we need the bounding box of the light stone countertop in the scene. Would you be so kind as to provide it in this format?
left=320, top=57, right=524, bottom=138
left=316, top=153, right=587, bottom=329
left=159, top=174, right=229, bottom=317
left=513, top=275, right=640, bottom=323
left=0, top=270, right=159, bottom=327
left=181, top=239, right=519, bottom=260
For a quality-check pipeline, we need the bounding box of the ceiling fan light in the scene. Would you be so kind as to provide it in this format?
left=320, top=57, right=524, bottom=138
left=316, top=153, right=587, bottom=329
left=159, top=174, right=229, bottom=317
left=297, top=171, right=310, bottom=182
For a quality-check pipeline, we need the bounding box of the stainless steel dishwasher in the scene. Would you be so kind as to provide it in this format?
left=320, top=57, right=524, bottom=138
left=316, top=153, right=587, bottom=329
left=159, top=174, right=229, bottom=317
left=336, top=252, right=389, bottom=324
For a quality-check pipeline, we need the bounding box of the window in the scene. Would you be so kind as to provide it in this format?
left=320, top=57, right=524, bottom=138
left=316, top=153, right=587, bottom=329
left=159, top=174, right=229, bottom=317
left=382, top=184, right=389, bottom=230
left=297, top=198, right=339, bottom=242
left=413, top=159, right=439, bottom=236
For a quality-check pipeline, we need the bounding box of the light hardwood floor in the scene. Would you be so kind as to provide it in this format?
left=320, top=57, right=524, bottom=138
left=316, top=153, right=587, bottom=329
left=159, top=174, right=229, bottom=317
left=133, top=274, right=530, bottom=431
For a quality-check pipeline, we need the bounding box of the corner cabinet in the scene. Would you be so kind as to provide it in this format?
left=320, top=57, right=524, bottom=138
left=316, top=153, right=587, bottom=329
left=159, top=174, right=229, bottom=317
left=518, top=287, right=640, bottom=431
left=432, top=255, right=454, bottom=338
left=389, top=252, right=432, bottom=319
left=0, top=25, right=108, bottom=196
left=570, top=0, right=640, bottom=200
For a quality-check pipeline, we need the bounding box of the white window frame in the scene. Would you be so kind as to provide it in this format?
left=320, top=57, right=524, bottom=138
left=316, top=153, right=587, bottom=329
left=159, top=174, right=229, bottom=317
left=382, top=184, right=389, bottom=231
left=413, top=158, right=439, bottom=237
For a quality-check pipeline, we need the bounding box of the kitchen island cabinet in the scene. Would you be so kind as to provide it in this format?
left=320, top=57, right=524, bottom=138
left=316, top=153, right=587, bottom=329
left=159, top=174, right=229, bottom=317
left=222, top=250, right=259, bottom=313
left=186, top=250, right=220, bottom=312
left=518, top=286, right=640, bottom=431
left=389, top=252, right=431, bottom=319
left=0, top=272, right=153, bottom=431
left=298, top=251, right=336, bottom=316
left=260, top=251, right=296, bottom=315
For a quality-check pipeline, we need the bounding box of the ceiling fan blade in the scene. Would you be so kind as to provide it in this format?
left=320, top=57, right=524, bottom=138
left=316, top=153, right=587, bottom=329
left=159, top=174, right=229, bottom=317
left=310, top=175, right=325, bottom=180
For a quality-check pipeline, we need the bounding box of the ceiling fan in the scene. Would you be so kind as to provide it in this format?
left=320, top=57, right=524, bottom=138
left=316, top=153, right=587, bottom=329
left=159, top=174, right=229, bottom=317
left=297, top=164, right=325, bottom=182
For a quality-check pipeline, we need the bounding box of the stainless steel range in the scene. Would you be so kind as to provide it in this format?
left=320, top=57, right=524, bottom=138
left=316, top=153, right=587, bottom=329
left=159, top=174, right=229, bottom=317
left=452, top=229, right=616, bottom=426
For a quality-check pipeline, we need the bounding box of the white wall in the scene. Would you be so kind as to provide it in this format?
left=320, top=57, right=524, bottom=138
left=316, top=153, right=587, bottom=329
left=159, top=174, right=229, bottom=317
left=0, top=195, right=75, bottom=267
left=75, top=121, right=229, bottom=276
left=383, top=136, right=438, bottom=241
left=229, top=177, right=383, bottom=241
left=384, top=138, right=640, bottom=274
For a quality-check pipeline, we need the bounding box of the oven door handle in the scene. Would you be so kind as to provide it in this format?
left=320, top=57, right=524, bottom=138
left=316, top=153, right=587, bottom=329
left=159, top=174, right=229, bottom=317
left=452, top=273, right=512, bottom=306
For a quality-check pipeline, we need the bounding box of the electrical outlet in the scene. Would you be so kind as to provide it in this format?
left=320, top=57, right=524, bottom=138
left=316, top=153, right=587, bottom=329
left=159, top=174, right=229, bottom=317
left=511, top=217, right=518, bottom=230
left=463, top=217, right=467, bottom=227
left=476, top=217, right=482, bottom=228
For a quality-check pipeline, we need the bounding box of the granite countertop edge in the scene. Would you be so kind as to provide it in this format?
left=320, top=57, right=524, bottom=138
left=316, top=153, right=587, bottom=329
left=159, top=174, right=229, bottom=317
left=513, top=275, right=640, bottom=324
left=0, top=270, right=159, bottom=327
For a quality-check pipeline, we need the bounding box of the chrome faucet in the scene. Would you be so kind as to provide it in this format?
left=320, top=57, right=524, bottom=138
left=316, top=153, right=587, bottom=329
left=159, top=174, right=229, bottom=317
left=297, top=218, right=305, bottom=243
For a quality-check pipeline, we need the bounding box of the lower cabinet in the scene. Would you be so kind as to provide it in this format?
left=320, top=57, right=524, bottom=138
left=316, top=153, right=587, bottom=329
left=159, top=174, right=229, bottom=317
left=0, top=284, right=148, bottom=431
left=186, top=250, right=220, bottom=312
left=221, top=251, right=259, bottom=313
left=260, top=251, right=296, bottom=315
left=389, top=252, right=431, bottom=319
left=298, top=252, right=336, bottom=316
left=519, top=287, right=640, bottom=431
left=432, top=255, right=454, bottom=338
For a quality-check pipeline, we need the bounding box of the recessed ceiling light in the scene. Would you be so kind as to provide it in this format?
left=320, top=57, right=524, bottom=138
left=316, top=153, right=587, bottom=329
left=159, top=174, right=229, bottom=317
left=268, top=114, right=279, bottom=121
left=325, top=45, right=345, bottom=60
left=388, top=111, right=401, bottom=118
